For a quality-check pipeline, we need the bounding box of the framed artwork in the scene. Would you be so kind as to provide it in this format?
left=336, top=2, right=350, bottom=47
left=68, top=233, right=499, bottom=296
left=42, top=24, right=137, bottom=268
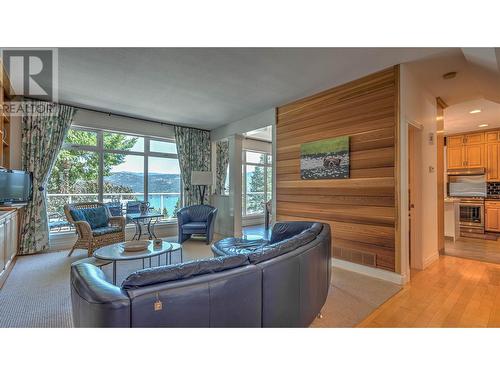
left=300, top=135, right=350, bottom=179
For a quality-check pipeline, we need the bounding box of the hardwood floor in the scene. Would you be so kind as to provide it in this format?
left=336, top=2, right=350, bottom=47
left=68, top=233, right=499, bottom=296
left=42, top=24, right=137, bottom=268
left=444, top=236, right=500, bottom=264
left=358, top=255, right=500, bottom=327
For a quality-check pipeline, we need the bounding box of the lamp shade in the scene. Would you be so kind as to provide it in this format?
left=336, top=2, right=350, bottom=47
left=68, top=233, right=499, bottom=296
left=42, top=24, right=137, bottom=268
left=191, top=171, right=213, bottom=186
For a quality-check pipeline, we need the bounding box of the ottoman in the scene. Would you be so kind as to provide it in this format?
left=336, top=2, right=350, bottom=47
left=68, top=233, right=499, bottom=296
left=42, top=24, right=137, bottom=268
left=211, top=237, right=268, bottom=257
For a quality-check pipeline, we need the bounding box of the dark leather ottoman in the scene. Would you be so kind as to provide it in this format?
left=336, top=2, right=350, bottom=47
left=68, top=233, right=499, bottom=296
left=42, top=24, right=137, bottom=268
left=212, top=237, right=268, bottom=257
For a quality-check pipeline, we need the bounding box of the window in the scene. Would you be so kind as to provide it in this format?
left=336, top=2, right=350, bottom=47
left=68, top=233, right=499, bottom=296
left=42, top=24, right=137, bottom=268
left=47, top=127, right=181, bottom=232
left=242, top=150, right=272, bottom=216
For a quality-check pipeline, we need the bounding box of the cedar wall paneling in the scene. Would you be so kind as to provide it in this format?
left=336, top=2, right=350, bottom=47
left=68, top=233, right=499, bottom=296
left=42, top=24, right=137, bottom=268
left=276, top=67, right=400, bottom=272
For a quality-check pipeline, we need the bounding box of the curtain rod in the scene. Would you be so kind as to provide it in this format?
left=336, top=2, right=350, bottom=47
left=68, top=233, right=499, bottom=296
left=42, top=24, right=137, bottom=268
left=21, top=96, right=209, bottom=133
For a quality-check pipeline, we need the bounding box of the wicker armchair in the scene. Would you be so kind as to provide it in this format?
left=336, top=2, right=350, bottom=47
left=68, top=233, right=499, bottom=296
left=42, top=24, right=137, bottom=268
left=64, top=202, right=126, bottom=257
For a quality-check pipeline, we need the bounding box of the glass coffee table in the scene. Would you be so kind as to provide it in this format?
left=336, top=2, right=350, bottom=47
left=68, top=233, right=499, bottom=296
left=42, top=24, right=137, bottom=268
left=93, top=240, right=182, bottom=284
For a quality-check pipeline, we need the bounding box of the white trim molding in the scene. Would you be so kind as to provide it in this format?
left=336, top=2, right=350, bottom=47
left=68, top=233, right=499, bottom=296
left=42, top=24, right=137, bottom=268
left=332, top=258, right=409, bottom=285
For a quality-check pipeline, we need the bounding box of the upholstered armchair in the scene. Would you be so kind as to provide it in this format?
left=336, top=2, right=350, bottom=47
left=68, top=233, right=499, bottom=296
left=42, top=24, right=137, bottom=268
left=64, top=202, right=126, bottom=257
left=177, top=205, right=218, bottom=244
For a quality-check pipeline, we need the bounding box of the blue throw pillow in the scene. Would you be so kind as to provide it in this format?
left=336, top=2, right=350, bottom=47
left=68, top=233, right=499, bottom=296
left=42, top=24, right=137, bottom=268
left=82, top=207, right=109, bottom=229
left=69, top=209, right=86, bottom=222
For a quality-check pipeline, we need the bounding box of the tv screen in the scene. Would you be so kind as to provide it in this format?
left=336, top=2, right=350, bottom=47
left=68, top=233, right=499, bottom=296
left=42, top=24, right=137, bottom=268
left=0, top=170, right=33, bottom=204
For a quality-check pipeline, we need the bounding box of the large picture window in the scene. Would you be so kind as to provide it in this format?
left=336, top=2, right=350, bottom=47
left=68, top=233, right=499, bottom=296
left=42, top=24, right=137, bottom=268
left=242, top=150, right=272, bottom=216
left=47, top=126, right=181, bottom=232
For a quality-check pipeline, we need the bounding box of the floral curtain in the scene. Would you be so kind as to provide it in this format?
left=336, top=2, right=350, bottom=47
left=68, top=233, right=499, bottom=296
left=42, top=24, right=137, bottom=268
left=19, top=101, right=76, bottom=255
left=215, top=139, right=229, bottom=195
left=174, top=126, right=211, bottom=207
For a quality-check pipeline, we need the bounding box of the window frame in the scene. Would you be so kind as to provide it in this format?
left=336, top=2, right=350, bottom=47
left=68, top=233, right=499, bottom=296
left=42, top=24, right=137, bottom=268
left=51, top=125, right=182, bottom=225
left=242, top=149, right=272, bottom=217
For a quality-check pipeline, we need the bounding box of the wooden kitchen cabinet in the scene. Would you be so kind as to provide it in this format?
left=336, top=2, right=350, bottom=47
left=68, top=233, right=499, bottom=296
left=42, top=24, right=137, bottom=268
left=486, top=131, right=500, bottom=143
left=447, top=146, right=465, bottom=169
left=465, top=143, right=485, bottom=167
left=446, top=131, right=486, bottom=169
left=486, top=201, right=500, bottom=232
left=487, top=143, right=500, bottom=181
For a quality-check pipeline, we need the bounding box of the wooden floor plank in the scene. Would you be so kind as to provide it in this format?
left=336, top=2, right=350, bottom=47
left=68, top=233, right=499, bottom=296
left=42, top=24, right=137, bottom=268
left=358, top=255, right=500, bottom=328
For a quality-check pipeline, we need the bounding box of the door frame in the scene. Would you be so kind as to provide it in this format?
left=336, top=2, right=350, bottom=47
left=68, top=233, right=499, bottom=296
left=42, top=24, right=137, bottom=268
left=408, top=121, right=423, bottom=271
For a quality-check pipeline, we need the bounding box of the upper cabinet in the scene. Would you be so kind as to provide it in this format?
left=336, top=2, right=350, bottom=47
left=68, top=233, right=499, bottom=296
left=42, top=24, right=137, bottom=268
left=447, top=130, right=500, bottom=182
left=446, top=133, right=485, bottom=169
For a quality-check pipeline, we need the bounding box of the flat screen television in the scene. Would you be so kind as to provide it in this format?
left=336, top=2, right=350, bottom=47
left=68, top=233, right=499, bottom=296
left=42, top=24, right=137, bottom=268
left=0, top=169, right=33, bottom=205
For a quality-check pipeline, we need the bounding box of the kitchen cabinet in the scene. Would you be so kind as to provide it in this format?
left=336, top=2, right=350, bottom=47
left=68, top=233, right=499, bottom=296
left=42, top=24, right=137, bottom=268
left=486, top=131, right=500, bottom=143
left=447, top=132, right=485, bottom=169
left=485, top=201, right=500, bottom=232
left=487, top=143, right=500, bottom=181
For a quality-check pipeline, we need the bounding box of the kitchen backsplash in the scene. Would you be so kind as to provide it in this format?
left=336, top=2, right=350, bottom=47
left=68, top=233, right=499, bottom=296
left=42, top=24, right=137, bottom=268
left=487, top=182, right=500, bottom=196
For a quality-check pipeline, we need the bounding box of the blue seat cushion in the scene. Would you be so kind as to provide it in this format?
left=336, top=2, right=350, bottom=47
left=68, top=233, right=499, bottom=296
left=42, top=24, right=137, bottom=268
left=121, top=254, right=249, bottom=289
left=70, top=207, right=109, bottom=229
left=69, top=209, right=86, bottom=223
left=182, top=222, right=207, bottom=230
left=92, top=226, right=122, bottom=236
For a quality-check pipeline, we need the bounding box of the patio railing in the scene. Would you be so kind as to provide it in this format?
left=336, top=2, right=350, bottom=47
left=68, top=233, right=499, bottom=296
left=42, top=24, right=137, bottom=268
left=47, top=192, right=181, bottom=233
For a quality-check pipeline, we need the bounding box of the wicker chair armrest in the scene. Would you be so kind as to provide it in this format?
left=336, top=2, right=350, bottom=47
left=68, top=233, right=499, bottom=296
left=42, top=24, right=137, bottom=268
left=74, top=221, right=93, bottom=237
left=108, top=216, right=126, bottom=228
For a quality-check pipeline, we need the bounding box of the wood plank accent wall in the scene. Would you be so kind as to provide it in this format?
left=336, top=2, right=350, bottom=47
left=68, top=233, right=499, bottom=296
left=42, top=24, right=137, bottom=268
left=276, top=66, right=400, bottom=272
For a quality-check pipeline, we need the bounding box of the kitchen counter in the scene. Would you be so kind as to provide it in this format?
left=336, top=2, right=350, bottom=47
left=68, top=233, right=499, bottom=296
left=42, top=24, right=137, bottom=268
left=444, top=197, right=461, bottom=203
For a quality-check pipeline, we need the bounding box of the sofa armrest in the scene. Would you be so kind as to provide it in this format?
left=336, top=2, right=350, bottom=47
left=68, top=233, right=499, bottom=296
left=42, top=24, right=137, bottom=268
left=177, top=208, right=190, bottom=225
left=71, top=263, right=131, bottom=327
left=74, top=220, right=92, bottom=238
left=108, top=215, right=126, bottom=229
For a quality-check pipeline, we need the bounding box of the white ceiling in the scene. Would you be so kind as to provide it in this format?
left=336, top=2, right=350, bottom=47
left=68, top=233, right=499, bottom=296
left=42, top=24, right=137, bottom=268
left=52, top=48, right=455, bottom=129
left=445, top=99, right=500, bottom=134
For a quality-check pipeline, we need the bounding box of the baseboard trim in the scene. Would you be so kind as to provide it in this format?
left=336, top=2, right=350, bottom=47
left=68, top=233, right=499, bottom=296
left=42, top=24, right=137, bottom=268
left=422, top=251, right=439, bottom=269
left=331, top=258, right=407, bottom=285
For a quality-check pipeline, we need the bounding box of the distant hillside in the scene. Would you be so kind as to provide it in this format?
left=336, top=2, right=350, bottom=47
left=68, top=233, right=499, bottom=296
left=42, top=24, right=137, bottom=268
left=104, top=172, right=181, bottom=193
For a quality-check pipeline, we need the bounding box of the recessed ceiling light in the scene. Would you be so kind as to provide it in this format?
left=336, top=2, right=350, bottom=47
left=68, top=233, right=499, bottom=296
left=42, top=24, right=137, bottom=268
left=478, top=124, right=489, bottom=128
left=469, top=109, right=482, bottom=114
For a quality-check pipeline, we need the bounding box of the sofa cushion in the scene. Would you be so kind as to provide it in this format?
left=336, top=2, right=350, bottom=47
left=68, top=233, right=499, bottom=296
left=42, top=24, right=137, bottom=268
left=182, top=221, right=207, bottom=230
left=82, top=207, right=109, bottom=229
left=121, top=254, right=250, bottom=289
left=186, top=205, right=213, bottom=222
left=92, top=226, right=122, bottom=236
left=212, top=237, right=268, bottom=256
left=270, top=221, right=318, bottom=244
left=70, top=209, right=86, bottom=223
left=249, top=223, right=323, bottom=264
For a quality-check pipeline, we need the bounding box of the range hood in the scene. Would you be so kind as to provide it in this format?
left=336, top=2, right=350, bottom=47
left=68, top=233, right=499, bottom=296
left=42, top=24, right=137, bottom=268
left=447, top=168, right=486, bottom=176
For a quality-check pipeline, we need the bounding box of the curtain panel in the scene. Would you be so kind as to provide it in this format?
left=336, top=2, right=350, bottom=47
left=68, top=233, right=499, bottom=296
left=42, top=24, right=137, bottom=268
left=215, top=139, right=229, bottom=195
left=174, top=126, right=211, bottom=207
left=19, top=101, right=77, bottom=255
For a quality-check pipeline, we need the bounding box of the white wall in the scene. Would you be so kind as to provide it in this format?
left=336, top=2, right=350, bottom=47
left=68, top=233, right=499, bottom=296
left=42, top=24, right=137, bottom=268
left=73, top=109, right=176, bottom=139
left=211, top=108, right=275, bottom=141
left=400, top=64, right=439, bottom=274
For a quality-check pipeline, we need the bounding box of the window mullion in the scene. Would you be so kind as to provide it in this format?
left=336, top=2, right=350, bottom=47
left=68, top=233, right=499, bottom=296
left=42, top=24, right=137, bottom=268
left=144, top=138, right=149, bottom=204
left=97, top=130, right=104, bottom=202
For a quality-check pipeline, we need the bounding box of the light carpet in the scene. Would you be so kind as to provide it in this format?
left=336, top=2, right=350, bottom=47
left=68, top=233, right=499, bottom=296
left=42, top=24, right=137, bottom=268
left=0, top=238, right=401, bottom=328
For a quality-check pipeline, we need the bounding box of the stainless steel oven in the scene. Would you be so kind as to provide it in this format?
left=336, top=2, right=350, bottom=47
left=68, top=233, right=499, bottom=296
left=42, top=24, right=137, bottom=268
left=459, top=198, right=485, bottom=231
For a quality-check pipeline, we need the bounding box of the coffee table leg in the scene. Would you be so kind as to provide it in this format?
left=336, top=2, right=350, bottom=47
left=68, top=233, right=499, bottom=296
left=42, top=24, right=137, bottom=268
left=142, top=258, right=145, bottom=269
left=112, top=261, right=117, bottom=285
left=180, top=247, right=183, bottom=263
left=137, top=220, right=143, bottom=240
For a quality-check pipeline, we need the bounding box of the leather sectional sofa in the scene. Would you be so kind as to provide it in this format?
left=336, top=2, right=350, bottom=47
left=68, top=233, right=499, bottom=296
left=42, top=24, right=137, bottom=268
left=70, top=221, right=331, bottom=327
